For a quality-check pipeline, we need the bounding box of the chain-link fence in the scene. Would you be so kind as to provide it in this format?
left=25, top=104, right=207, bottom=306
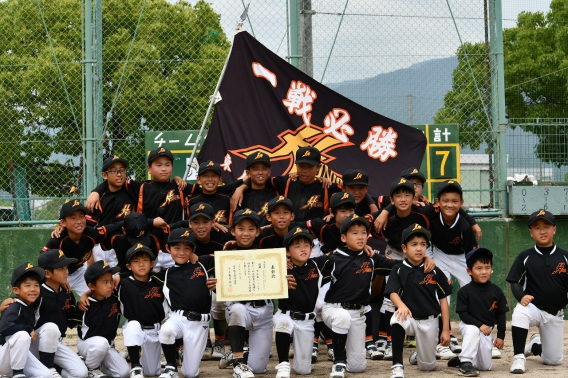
left=0, top=0, right=558, bottom=223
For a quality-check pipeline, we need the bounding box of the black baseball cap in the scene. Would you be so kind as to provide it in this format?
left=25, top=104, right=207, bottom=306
left=38, top=249, right=78, bottom=269
left=188, top=203, right=215, bottom=221
left=232, top=208, right=260, bottom=227
left=84, top=260, right=120, bottom=285
left=267, top=196, right=293, bottom=213
left=295, top=146, right=321, bottom=166
left=246, top=152, right=271, bottom=169
left=126, top=243, right=155, bottom=263
left=124, top=212, right=151, bottom=247
left=340, top=214, right=370, bottom=235
left=330, top=192, right=356, bottom=209
left=198, top=160, right=222, bottom=176
left=11, top=262, right=45, bottom=287
left=437, top=180, right=463, bottom=198
left=390, top=177, right=415, bottom=197
left=148, top=147, right=174, bottom=164
left=342, top=169, right=369, bottom=186
left=167, top=228, right=197, bottom=247
left=528, top=209, right=555, bottom=227
left=465, top=247, right=493, bottom=266
left=284, top=227, right=314, bottom=248
left=400, top=167, right=426, bottom=184
left=401, top=223, right=431, bottom=245
left=59, top=199, right=88, bottom=220
left=102, top=155, right=129, bottom=172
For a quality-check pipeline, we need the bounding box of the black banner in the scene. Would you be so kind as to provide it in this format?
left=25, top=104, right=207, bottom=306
left=199, top=31, right=426, bottom=195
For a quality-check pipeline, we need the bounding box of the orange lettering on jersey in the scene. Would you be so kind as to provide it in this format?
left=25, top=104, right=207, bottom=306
left=214, top=210, right=227, bottom=224
left=551, top=262, right=566, bottom=275
left=355, top=262, right=373, bottom=274
left=62, top=298, right=72, bottom=311
left=419, top=274, right=437, bottom=285
left=108, top=303, right=119, bottom=317
left=144, top=287, right=163, bottom=299
left=258, top=202, right=269, bottom=216
left=160, top=190, right=180, bottom=208
left=354, top=173, right=363, bottom=180
left=488, top=301, right=498, bottom=311
left=448, top=236, right=462, bottom=245
left=116, top=204, right=132, bottom=219
left=300, top=195, right=322, bottom=210
left=190, top=267, right=206, bottom=279
left=305, top=268, right=319, bottom=280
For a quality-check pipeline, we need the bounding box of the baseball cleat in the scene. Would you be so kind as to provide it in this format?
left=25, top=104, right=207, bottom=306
left=510, top=354, right=526, bottom=374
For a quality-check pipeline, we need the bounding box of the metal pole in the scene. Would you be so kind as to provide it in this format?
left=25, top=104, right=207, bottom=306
left=288, top=0, right=301, bottom=68
left=183, top=5, right=250, bottom=180
left=489, top=0, right=508, bottom=216
left=84, top=0, right=95, bottom=194
left=94, top=0, right=104, bottom=180
left=300, top=0, right=313, bottom=77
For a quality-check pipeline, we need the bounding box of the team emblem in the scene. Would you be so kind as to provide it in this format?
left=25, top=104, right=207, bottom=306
left=255, top=152, right=264, bottom=159
left=58, top=250, right=64, bottom=258
left=537, top=209, right=546, bottom=217
left=197, top=204, right=205, bottom=211
left=136, top=243, right=144, bottom=250
left=412, top=224, right=422, bottom=231
left=112, top=155, right=120, bottom=160
left=294, top=227, right=302, bottom=234
left=243, top=209, right=253, bottom=215
left=398, top=178, right=406, bottom=185
left=73, top=200, right=80, bottom=207
left=448, top=180, right=455, bottom=184
left=341, top=192, right=349, bottom=200
left=25, top=263, right=33, bottom=270
left=354, top=173, right=363, bottom=180
left=302, top=151, right=311, bottom=157
left=136, top=230, right=145, bottom=238
left=103, top=261, right=108, bottom=268
left=181, top=230, right=191, bottom=237
left=411, top=169, right=418, bottom=174
left=278, top=196, right=285, bottom=201
left=159, top=147, right=165, bottom=153
left=207, top=160, right=215, bottom=167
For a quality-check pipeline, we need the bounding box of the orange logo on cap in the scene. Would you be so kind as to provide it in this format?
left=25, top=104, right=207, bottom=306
left=207, top=161, right=214, bottom=167
left=136, top=230, right=145, bottom=238
left=112, top=155, right=119, bottom=160
left=448, top=180, right=455, bottom=184
left=351, top=214, right=358, bottom=220
left=302, top=151, right=311, bottom=157
left=58, top=250, right=64, bottom=258
left=412, top=224, right=422, bottom=231
left=73, top=200, right=80, bottom=207
left=103, top=261, right=108, bottom=268
left=341, top=192, right=349, bottom=200
left=255, top=152, right=264, bottom=159
left=243, top=209, right=253, bottom=215
left=354, top=173, right=363, bottom=180
left=181, top=230, right=191, bottom=237
left=159, top=148, right=165, bottom=153
left=277, top=196, right=285, bottom=201
left=537, top=210, right=546, bottom=217
left=25, top=263, right=33, bottom=270
left=398, top=178, right=406, bottom=185
left=197, top=204, right=205, bottom=211
left=294, top=227, right=302, bottom=234
left=136, top=243, right=144, bottom=249
left=411, top=169, right=418, bottom=174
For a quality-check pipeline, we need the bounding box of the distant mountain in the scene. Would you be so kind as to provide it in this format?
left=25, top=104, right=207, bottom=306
left=328, top=56, right=458, bottom=125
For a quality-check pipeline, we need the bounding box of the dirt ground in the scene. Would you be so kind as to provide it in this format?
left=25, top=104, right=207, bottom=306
left=63, top=321, right=568, bottom=377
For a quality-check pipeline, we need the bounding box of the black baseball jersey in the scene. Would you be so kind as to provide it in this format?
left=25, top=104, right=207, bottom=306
left=0, top=299, right=34, bottom=345
left=306, top=218, right=344, bottom=254
left=506, top=244, right=568, bottom=314
left=323, top=247, right=399, bottom=305
left=456, top=280, right=508, bottom=339
left=354, top=194, right=380, bottom=216
left=104, top=233, right=162, bottom=272
left=238, top=187, right=278, bottom=226
left=152, top=255, right=215, bottom=313
left=194, top=230, right=233, bottom=256
left=42, top=224, right=122, bottom=274
left=223, top=244, right=258, bottom=251
left=86, top=186, right=136, bottom=228
left=186, top=192, right=232, bottom=225
left=266, top=176, right=342, bottom=221
left=78, top=294, right=121, bottom=342
left=279, top=256, right=329, bottom=313
left=378, top=207, right=430, bottom=250
left=384, top=260, right=453, bottom=319
left=256, top=223, right=302, bottom=249
left=35, top=283, right=81, bottom=337
left=374, top=194, right=391, bottom=211
left=117, top=276, right=167, bottom=326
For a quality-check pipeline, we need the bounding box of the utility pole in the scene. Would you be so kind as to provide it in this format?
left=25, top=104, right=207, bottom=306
left=84, top=0, right=95, bottom=195
left=406, top=94, right=414, bottom=125
left=288, top=0, right=314, bottom=76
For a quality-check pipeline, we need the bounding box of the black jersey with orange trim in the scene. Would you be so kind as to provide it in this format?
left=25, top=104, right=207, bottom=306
left=186, top=192, right=232, bottom=225
left=194, top=230, right=233, bottom=256
left=378, top=206, right=430, bottom=250
left=86, top=186, right=136, bottom=229
left=305, top=218, right=344, bottom=254
left=256, top=222, right=302, bottom=249
left=323, top=247, right=400, bottom=305
left=117, top=276, right=167, bottom=326
left=152, top=255, right=215, bottom=313
left=103, top=233, right=162, bottom=272
left=279, top=255, right=329, bottom=313
left=35, top=283, right=81, bottom=337
left=42, top=224, right=121, bottom=274
left=239, top=187, right=278, bottom=227
left=384, top=260, right=453, bottom=318
left=78, top=294, right=121, bottom=342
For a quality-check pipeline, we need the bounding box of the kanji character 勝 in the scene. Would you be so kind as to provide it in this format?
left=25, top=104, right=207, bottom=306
left=360, top=126, right=398, bottom=162
left=282, top=80, right=317, bottom=126
left=323, top=108, right=354, bottom=143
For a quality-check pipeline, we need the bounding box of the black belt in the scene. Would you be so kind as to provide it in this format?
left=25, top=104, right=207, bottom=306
left=240, top=300, right=271, bottom=308
left=284, top=310, right=316, bottom=321
left=413, top=314, right=438, bottom=321
left=141, top=325, right=156, bottom=329
left=543, top=308, right=564, bottom=317
left=341, top=302, right=362, bottom=310
left=175, top=310, right=211, bottom=322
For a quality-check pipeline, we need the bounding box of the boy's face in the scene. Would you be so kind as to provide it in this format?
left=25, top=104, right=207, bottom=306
left=167, top=242, right=194, bottom=265
left=401, top=236, right=428, bottom=265
left=408, top=177, right=424, bottom=197
left=127, top=253, right=154, bottom=279
left=231, top=219, right=260, bottom=248
left=197, top=171, right=222, bottom=194
left=266, top=204, right=294, bottom=231
left=340, top=223, right=367, bottom=250
left=529, top=219, right=556, bottom=248
left=61, top=209, right=86, bottom=234
left=334, top=207, right=355, bottom=227
left=435, top=192, right=463, bottom=219
left=189, top=216, right=213, bottom=241
left=13, top=277, right=40, bottom=305
left=247, top=162, right=271, bottom=187
left=286, top=239, right=311, bottom=266
left=102, top=162, right=126, bottom=189
left=147, top=156, right=173, bottom=183
left=467, top=260, right=492, bottom=284
left=344, top=184, right=368, bottom=204
left=296, top=163, right=320, bottom=184
left=88, top=272, right=114, bottom=299
left=391, top=190, right=413, bottom=212
left=45, top=266, right=69, bottom=286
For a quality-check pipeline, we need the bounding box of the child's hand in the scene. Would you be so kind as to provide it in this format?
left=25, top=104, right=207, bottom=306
left=394, top=305, right=412, bottom=322
left=190, top=253, right=198, bottom=264
left=85, top=192, right=100, bottom=212
left=173, top=176, right=187, bottom=191
left=113, top=274, right=121, bottom=290
left=363, top=245, right=375, bottom=257
left=223, top=240, right=237, bottom=250
left=423, top=256, right=436, bottom=273
left=520, top=294, right=534, bottom=306
left=78, top=293, right=90, bottom=311
left=30, top=330, right=37, bottom=343
left=479, top=324, right=491, bottom=336
left=494, top=337, right=504, bottom=349
left=316, top=177, right=332, bottom=188
left=206, top=277, right=217, bottom=292
left=415, top=194, right=430, bottom=206
left=286, top=275, right=297, bottom=290
left=374, top=211, right=389, bottom=232
left=231, top=186, right=245, bottom=211
left=472, top=224, right=482, bottom=241
left=212, top=222, right=228, bottom=233
left=323, top=213, right=334, bottom=223
left=440, top=330, right=451, bottom=346
left=51, top=225, right=65, bottom=238
left=286, top=257, right=293, bottom=270
left=62, top=282, right=71, bottom=294
left=0, top=298, right=16, bottom=313
left=153, top=217, right=168, bottom=230
left=288, top=172, right=298, bottom=181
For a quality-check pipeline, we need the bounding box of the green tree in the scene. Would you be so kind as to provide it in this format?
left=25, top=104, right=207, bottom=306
left=0, top=0, right=229, bottom=198
left=435, top=0, right=568, bottom=166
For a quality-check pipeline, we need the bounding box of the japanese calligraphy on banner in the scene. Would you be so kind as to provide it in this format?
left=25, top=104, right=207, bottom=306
left=198, top=31, right=426, bottom=196
left=215, top=248, right=288, bottom=302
